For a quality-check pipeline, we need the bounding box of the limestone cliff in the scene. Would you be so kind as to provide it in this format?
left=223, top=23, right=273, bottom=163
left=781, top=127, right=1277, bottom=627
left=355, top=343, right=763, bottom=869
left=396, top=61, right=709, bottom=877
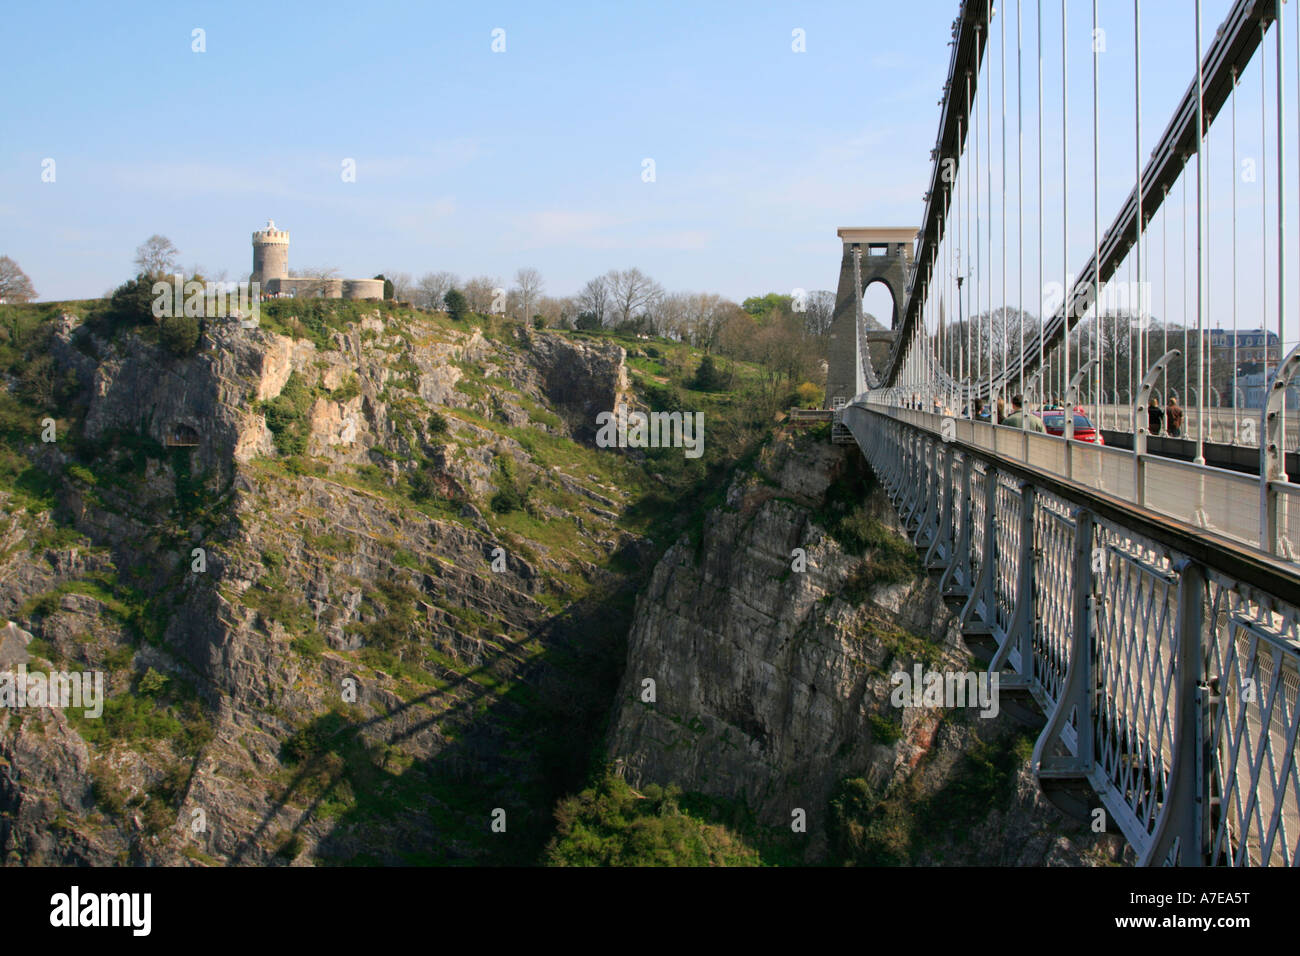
left=606, top=430, right=1128, bottom=865
left=0, top=305, right=641, bottom=866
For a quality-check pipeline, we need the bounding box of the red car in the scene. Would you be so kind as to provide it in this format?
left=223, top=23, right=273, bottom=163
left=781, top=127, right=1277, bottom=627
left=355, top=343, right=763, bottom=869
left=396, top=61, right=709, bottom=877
left=1041, top=406, right=1105, bottom=444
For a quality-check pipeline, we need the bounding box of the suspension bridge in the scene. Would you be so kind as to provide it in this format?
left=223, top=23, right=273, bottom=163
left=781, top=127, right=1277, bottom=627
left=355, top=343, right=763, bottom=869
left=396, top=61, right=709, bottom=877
left=831, top=0, right=1300, bottom=866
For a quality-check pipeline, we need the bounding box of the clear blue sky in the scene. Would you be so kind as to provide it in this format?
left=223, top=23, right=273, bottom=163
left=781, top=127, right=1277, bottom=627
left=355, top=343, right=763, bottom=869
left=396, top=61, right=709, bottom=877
left=2, top=0, right=1273, bottom=328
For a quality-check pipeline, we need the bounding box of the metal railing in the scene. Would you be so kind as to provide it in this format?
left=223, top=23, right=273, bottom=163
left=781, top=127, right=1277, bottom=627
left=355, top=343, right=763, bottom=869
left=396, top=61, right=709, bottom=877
left=844, top=401, right=1300, bottom=866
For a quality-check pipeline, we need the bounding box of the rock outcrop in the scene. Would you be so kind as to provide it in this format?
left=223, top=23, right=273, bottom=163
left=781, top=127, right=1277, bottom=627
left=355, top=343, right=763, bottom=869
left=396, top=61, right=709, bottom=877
left=0, top=307, right=639, bottom=866
left=607, top=430, right=1126, bottom=865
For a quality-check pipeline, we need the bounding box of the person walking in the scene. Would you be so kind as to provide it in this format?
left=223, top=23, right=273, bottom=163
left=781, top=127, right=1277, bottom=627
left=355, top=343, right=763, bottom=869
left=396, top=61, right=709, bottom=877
left=1002, top=393, right=1046, bottom=432
left=996, top=396, right=1006, bottom=424
left=1166, top=395, right=1184, bottom=438
left=1147, top=397, right=1164, bottom=436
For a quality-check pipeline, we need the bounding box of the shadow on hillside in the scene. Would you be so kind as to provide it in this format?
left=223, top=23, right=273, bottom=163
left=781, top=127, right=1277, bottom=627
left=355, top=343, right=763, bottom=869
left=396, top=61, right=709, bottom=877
left=230, top=583, right=634, bottom=866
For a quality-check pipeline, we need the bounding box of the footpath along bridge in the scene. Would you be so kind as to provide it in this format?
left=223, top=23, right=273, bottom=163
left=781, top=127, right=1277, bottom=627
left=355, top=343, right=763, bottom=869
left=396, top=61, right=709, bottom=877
left=831, top=0, right=1300, bottom=865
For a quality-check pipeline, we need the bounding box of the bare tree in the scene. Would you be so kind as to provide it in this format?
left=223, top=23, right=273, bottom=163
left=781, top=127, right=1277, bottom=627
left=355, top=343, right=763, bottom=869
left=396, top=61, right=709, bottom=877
left=0, top=256, right=37, bottom=303
left=654, top=291, right=690, bottom=339
left=462, top=276, right=501, bottom=313
left=513, top=267, right=544, bottom=321
left=577, top=275, right=610, bottom=325
left=533, top=294, right=576, bottom=329
left=803, top=290, right=835, bottom=336
left=688, top=293, right=738, bottom=352
left=415, top=271, right=458, bottom=311
left=384, top=272, right=414, bottom=302
left=606, top=268, right=663, bottom=328
left=134, top=235, right=180, bottom=277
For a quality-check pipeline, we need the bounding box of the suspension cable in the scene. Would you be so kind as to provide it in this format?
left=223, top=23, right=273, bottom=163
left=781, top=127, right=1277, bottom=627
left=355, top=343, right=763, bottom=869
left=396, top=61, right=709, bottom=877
left=1002, top=0, right=1009, bottom=405
left=1063, top=0, right=1071, bottom=407
left=1039, top=0, right=1045, bottom=404
left=1094, top=0, right=1102, bottom=428
left=1016, top=0, right=1024, bottom=399
left=1196, top=0, right=1206, bottom=464
left=1232, top=65, right=1239, bottom=442
left=1135, top=0, right=1145, bottom=433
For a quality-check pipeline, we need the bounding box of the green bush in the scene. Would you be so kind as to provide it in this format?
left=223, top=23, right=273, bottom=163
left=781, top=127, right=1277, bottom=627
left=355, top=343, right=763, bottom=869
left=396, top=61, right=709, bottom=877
left=159, top=314, right=200, bottom=356
left=489, top=458, right=530, bottom=514
left=689, top=354, right=730, bottom=392
left=791, top=381, right=823, bottom=407
left=868, top=712, right=902, bottom=746
left=546, top=771, right=761, bottom=866
left=828, top=777, right=913, bottom=866
left=260, top=371, right=312, bottom=456
left=332, top=374, right=361, bottom=402
left=443, top=289, right=468, bottom=321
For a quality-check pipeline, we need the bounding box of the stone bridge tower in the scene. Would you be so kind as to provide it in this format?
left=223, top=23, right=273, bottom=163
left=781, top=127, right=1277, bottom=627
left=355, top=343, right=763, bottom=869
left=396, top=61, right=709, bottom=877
left=826, top=227, right=916, bottom=406
left=251, top=220, right=289, bottom=286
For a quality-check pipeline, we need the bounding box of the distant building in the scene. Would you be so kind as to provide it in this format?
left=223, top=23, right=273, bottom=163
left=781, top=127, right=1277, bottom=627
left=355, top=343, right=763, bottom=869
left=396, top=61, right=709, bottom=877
left=1236, top=370, right=1300, bottom=410
left=251, top=220, right=384, bottom=300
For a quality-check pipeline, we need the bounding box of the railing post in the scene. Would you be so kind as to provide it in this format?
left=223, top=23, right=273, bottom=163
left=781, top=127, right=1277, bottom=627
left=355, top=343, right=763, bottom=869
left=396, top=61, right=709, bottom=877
left=925, top=443, right=955, bottom=568
left=940, top=453, right=974, bottom=598
left=1142, top=558, right=1209, bottom=866
left=990, top=481, right=1036, bottom=687
left=1260, top=344, right=1300, bottom=557
left=913, top=437, right=939, bottom=539
left=961, top=465, right=999, bottom=633
left=1033, top=509, right=1096, bottom=778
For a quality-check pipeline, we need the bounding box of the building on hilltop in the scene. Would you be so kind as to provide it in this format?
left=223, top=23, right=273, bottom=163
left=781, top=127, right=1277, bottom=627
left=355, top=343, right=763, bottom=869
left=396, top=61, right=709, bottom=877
left=251, top=220, right=384, bottom=300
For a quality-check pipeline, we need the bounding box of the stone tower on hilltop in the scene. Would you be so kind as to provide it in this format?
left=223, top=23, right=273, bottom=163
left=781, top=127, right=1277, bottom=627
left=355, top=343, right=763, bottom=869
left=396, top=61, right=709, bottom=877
left=249, top=219, right=384, bottom=300
left=251, top=220, right=289, bottom=286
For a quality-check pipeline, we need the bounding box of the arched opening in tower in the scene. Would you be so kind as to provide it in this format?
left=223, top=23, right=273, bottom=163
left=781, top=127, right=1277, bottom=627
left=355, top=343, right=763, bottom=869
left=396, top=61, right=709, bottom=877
left=861, top=281, right=896, bottom=374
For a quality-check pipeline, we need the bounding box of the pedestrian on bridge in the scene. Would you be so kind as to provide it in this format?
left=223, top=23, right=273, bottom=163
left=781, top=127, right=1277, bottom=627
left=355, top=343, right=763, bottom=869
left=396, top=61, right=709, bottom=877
left=1166, top=396, right=1183, bottom=438
left=1147, top=398, right=1164, bottom=436
left=1002, top=394, right=1045, bottom=432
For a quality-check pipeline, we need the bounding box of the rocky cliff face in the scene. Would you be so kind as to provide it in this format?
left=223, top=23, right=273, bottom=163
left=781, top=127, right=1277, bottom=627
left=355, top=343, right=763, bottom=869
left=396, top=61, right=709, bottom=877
left=0, top=307, right=640, bottom=866
left=606, top=430, right=1127, bottom=865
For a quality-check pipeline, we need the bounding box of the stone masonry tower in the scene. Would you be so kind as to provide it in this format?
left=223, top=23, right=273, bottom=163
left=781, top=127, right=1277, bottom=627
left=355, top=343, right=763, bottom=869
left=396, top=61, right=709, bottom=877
left=251, top=219, right=289, bottom=286
left=826, top=227, right=916, bottom=406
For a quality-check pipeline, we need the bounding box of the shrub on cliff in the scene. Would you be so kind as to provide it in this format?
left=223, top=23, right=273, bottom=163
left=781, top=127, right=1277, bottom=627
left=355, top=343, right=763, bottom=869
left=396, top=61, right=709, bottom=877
left=259, top=371, right=312, bottom=456
left=159, top=314, right=200, bottom=356
left=688, top=353, right=730, bottom=392
left=489, top=458, right=531, bottom=514
left=443, top=288, right=468, bottom=321
left=110, top=274, right=156, bottom=324
left=546, top=771, right=761, bottom=866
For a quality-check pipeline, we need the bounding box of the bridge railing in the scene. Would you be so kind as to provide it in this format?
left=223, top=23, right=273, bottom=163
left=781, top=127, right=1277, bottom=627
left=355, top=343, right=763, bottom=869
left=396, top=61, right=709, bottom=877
left=844, top=401, right=1300, bottom=866
left=866, top=399, right=1280, bottom=558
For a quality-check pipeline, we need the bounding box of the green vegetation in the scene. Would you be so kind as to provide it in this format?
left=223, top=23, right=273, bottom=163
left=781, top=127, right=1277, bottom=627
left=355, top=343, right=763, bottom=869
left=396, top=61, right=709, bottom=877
left=443, top=288, right=468, bottom=321
left=816, top=456, right=917, bottom=584
left=828, top=730, right=1035, bottom=865
left=868, top=712, right=902, bottom=746
left=69, top=667, right=213, bottom=757
left=545, top=771, right=762, bottom=866
left=688, top=353, right=731, bottom=391
left=489, top=458, right=532, bottom=514
left=159, top=314, right=200, bottom=356
left=258, top=370, right=313, bottom=456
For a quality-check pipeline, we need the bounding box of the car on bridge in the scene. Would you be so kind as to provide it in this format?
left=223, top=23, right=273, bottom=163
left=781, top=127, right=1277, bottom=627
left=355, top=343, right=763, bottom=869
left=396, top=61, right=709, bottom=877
left=1041, top=406, right=1104, bottom=444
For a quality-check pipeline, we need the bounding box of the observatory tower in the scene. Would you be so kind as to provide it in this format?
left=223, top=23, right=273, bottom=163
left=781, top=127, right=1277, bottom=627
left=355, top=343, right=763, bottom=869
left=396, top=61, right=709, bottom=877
left=247, top=219, right=383, bottom=299
left=251, top=220, right=289, bottom=286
